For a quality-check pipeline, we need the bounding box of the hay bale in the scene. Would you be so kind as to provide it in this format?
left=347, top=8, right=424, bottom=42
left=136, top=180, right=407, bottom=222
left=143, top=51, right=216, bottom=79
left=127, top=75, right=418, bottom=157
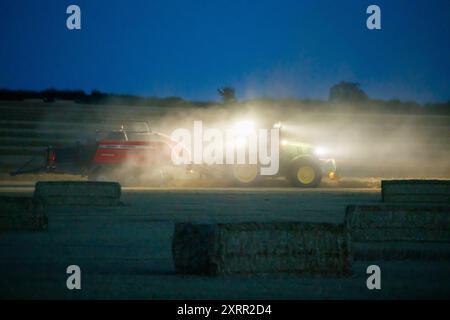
left=34, top=181, right=121, bottom=206
left=0, top=196, right=48, bottom=231
left=172, top=222, right=351, bottom=276
left=346, top=205, right=450, bottom=260
left=382, top=180, right=450, bottom=203
left=346, top=205, right=450, bottom=242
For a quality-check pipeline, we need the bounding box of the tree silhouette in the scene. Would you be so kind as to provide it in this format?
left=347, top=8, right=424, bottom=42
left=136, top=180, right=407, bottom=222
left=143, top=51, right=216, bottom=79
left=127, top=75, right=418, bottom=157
left=218, top=86, right=236, bottom=103
left=329, top=81, right=368, bottom=103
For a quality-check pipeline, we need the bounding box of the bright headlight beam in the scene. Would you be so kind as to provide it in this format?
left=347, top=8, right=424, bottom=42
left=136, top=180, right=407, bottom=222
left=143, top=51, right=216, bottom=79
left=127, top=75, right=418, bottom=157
left=314, top=146, right=328, bottom=157
left=235, top=136, right=247, bottom=148
left=232, top=120, right=255, bottom=136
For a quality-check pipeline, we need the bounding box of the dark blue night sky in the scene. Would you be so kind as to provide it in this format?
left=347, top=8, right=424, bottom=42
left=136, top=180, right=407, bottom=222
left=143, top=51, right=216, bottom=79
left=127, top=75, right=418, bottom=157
left=0, top=0, right=449, bottom=103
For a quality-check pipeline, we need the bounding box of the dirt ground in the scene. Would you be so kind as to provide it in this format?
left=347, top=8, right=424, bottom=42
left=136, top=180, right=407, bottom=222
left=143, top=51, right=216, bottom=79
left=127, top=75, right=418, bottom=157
left=1, top=182, right=449, bottom=300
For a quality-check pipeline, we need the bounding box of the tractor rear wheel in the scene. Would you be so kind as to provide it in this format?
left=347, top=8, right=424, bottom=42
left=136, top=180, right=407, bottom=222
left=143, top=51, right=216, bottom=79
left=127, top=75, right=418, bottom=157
left=288, top=159, right=322, bottom=188
left=232, top=164, right=259, bottom=186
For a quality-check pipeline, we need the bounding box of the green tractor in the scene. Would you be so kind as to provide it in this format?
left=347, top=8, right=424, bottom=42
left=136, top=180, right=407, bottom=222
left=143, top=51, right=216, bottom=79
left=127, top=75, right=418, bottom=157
left=231, top=121, right=337, bottom=188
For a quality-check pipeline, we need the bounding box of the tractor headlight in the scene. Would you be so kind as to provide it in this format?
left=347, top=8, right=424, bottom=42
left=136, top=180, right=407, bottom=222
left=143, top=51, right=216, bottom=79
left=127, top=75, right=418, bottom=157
left=314, top=146, right=329, bottom=157
left=232, top=120, right=255, bottom=136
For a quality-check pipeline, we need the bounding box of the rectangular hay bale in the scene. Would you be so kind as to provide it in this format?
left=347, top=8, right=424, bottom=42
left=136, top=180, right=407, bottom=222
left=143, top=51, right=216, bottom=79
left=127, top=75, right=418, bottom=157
left=172, top=222, right=351, bottom=276
left=352, top=242, right=450, bottom=261
left=34, top=181, right=121, bottom=206
left=382, top=180, right=450, bottom=203
left=345, top=205, right=450, bottom=242
left=0, top=196, right=48, bottom=231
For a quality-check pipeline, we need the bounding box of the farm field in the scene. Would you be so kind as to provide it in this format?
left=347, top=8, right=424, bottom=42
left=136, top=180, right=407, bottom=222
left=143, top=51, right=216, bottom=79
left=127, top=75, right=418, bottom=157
left=1, top=185, right=449, bottom=299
